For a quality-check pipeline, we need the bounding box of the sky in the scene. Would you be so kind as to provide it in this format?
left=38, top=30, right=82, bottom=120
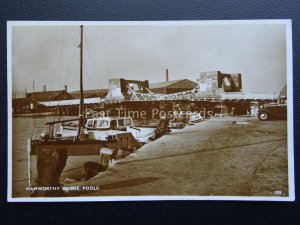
left=10, top=21, right=289, bottom=96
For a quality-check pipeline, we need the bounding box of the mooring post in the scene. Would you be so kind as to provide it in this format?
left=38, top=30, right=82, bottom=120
left=81, top=161, right=104, bottom=181
left=31, top=148, right=68, bottom=197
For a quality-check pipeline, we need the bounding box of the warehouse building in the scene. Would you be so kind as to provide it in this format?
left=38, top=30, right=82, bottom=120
left=149, top=79, right=198, bottom=94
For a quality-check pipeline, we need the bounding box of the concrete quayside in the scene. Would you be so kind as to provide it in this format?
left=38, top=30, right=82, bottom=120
left=58, top=116, right=288, bottom=198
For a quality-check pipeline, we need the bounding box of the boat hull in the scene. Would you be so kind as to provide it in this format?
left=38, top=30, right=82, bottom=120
left=29, top=154, right=102, bottom=184
left=29, top=131, right=141, bottom=187
left=13, top=111, right=56, bottom=117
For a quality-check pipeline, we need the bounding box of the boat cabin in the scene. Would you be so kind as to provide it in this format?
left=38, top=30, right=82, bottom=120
left=85, top=117, right=134, bottom=131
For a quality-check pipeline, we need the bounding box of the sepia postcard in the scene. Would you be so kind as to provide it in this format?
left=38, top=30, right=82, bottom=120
left=7, top=20, right=294, bottom=202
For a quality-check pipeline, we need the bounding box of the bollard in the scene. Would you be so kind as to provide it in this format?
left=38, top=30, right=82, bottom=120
left=117, top=149, right=125, bottom=158
left=99, top=148, right=113, bottom=170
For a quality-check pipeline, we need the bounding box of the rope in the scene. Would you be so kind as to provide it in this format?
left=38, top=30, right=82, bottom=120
left=83, top=31, right=98, bottom=91
left=98, top=26, right=110, bottom=80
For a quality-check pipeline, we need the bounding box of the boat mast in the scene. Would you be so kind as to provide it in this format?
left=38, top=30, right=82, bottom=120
left=79, top=25, right=84, bottom=118
left=77, top=25, right=84, bottom=139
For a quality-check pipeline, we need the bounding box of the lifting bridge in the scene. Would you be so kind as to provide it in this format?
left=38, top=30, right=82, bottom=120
left=126, top=86, right=278, bottom=102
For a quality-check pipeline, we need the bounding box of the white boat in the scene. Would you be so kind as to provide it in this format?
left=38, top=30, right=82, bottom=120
left=180, top=112, right=204, bottom=124
left=171, top=111, right=204, bottom=125
left=57, top=116, right=157, bottom=143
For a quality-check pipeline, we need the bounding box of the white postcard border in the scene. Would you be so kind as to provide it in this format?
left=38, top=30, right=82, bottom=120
left=7, top=19, right=295, bottom=202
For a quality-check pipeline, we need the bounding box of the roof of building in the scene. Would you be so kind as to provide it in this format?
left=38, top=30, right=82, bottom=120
left=26, top=90, right=74, bottom=102
left=149, top=79, right=197, bottom=89
left=39, top=97, right=103, bottom=107
left=149, top=79, right=183, bottom=89
left=70, top=89, right=108, bottom=98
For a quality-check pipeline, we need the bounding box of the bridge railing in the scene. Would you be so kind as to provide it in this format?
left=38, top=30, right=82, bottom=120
left=128, top=86, right=199, bottom=101
left=128, top=86, right=279, bottom=101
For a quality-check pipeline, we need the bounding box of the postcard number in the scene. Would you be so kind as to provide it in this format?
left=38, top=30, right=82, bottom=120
left=274, top=190, right=282, bottom=195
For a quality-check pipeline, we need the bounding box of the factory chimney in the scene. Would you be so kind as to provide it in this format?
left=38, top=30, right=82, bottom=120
left=43, top=85, right=46, bottom=92
left=64, top=85, right=68, bottom=92
left=166, top=69, right=169, bottom=82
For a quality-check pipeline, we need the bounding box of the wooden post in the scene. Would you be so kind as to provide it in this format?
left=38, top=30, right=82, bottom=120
left=77, top=25, right=85, bottom=139
left=32, top=148, right=68, bottom=197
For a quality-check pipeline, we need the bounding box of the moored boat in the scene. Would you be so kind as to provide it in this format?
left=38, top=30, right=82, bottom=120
left=171, top=111, right=204, bottom=125
left=58, top=116, right=157, bottom=143
left=181, top=112, right=204, bottom=124
left=13, top=111, right=56, bottom=117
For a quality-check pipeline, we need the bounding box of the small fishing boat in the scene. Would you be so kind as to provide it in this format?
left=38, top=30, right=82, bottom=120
left=58, top=116, right=156, bottom=143
left=13, top=111, right=56, bottom=117
left=180, top=112, right=204, bottom=124
left=171, top=111, right=204, bottom=125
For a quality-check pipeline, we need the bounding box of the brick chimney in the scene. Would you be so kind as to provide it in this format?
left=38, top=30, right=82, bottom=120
left=166, top=69, right=169, bottom=82
left=64, top=85, right=67, bottom=92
